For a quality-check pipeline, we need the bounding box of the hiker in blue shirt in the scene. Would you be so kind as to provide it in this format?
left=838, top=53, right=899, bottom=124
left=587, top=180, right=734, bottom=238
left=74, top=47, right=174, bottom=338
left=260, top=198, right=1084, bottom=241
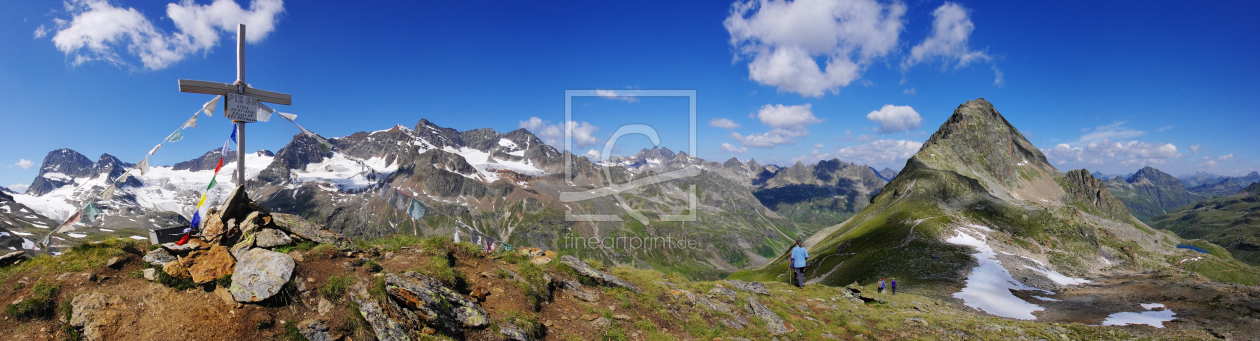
left=879, top=278, right=886, bottom=293
left=789, top=240, right=808, bottom=288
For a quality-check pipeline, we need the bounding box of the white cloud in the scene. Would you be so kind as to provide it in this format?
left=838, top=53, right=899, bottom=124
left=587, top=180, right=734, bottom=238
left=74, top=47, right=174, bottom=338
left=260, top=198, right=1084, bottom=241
left=8, top=184, right=30, bottom=193
left=1042, top=139, right=1181, bottom=167
left=15, top=159, right=34, bottom=170
left=583, top=149, right=602, bottom=161
left=833, top=139, right=922, bottom=167
left=755, top=103, right=822, bottom=130
left=1190, top=145, right=1202, bottom=154
left=813, top=144, right=824, bottom=148
left=594, top=89, right=639, bottom=103
left=519, top=117, right=600, bottom=149
left=731, top=129, right=806, bottom=148
left=720, top=143, right=748, bottom=154
left=1078, top=121, right=1145, bottom=142
left=709, top=118, right=741, bottom=130
left=903, top=88, right=915, bottom=94
left=865, top=104, right=921, bottom=134
left=1158, top=125, right=1174, bottom=132
left=34, top=24, right=48, bottom=39
left=724, top=0, right=906, bottom=97
left=49, top=0, right=284, bottom=70
left=1219, top=154, right=1234, bottom=161
left=902, top=2, right=989, bottom=70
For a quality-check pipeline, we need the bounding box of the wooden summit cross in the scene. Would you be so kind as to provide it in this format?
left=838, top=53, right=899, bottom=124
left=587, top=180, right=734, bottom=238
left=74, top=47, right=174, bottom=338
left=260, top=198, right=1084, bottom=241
left=177, top=24, right=291, bottom=189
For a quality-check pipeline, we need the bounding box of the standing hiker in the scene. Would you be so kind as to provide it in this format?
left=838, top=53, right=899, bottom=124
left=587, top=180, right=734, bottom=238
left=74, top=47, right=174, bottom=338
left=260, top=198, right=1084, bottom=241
left=891, top=278, right=898, bottom=295
left=789, top=240, right=808, bottom=288
left=879, top=278, right=886, bottom=293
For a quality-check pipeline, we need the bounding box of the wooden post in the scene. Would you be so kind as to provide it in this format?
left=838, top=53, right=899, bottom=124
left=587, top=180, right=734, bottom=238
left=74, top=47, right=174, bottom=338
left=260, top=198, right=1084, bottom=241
left=236, top=24, right=247, bottom=189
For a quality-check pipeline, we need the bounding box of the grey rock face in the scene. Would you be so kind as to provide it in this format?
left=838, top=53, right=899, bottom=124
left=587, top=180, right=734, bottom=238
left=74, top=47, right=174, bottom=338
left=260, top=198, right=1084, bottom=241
left=230, top=248, right=295, bottom=302
left=349, top=281, right=411, bottom=341
left=560, top=278, right=599, bottom=302
left=142, top=248, right=177, bottom=266
left=271, top=213, right=356, bottom=251
left=297, top=319, right=334, bottom=341
left=724, top=280, right=770, bottom=295
left=709, top=284, right=737, bottom=303
left=746, top=297, right=791, bottom=336
left=499, top=323, right=536, bottom=341
left=255, top=228, right=292, bottom=248
left=559, top=255, right=639, bottom=292
left=385, top=271, right=490, bottom=335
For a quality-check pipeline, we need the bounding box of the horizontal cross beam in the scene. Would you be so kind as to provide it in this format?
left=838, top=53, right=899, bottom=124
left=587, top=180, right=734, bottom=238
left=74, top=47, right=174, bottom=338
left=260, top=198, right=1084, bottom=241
left=178, top=79, right=292, bottom=105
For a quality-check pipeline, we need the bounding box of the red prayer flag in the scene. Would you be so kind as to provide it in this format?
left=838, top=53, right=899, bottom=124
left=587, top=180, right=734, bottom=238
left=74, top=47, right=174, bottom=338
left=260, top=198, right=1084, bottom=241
left=214, top=157, right=224, bottom=174
left=176, top=232, right=191, bottom=246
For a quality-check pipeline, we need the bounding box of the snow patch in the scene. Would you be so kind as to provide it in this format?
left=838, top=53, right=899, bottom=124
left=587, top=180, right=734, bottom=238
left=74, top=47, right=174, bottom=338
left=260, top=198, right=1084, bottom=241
left=1031, top=295, right=1060, bottom=302
left=1023, top=265, right=1090, bottom=285
left=66, top=233, right=87, bottom=238
left=1140, top=303, right=1165, bottom=310
left=1101, top=309, right=1176, bottom=328
left=945, top=226, right=1049, bottom=320
left=129, top=235, right=148, bottom=240
left=10, top=231, right=33, bottom=236
left=99, top=228, right=115, bottom=232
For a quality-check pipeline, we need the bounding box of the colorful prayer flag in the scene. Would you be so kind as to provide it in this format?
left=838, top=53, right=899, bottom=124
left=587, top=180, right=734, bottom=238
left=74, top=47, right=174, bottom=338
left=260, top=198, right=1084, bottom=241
left=182, top=113, right=198, bottom=129
left=197, top=193, right=207, bottom=207
left=221, top=140, right=230, bottom=157
left=388, top=189, right=411, bottom=212
left=135, top=157, right=150, bottom=175
left=176, top=232, right=191, bottom=246
left=229, top=125, right=237, bottom=142
left=207, top=176, right=217, bottom=191
left=213, top=158, right=224, bottom=174
left=57, top=210, right=82, bottom=233
left=166, top=130, right=183, bottom=142
left=202, top=95, right=221, bottom=117
left=406, top=198, right=427, bottom=220
left=83, top=202, right=99, bottom=223
left=190, top=211, right=201, bottom=230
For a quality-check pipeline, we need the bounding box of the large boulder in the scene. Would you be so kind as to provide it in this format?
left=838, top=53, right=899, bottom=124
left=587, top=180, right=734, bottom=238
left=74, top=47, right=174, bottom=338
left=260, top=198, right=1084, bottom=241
left=348, top=281, right=410, bottom=341
left=230, top=248, right=295, bottom=302
left=746, top=297, right=793, bottom=336
left=270, top=213, right=356, bottom=251
left=558, top=255, right=639, bottom=292
left=1, top=251, right=26, bottom=267
left=385, top=271, right=490, bottom=335
left=70, top=292, right=126, bottom=341
left=162, top=258, right=190, bottom=279
left=182, top=246, right=236, bottom=284
left=142, top=248, right=176, bottom=267
left=255, top=228, right=292, bottom=248
left=298, top=319, right=334, bottom=341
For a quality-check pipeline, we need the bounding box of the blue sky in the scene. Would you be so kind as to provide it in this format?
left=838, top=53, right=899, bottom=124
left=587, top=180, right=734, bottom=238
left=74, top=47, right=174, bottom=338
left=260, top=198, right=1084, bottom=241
left=1, top=0, right=1257, bottom=191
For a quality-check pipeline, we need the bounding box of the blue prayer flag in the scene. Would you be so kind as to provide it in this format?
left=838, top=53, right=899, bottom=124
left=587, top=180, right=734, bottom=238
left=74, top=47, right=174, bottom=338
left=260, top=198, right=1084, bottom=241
left=190, top=211, right=201, bottom=231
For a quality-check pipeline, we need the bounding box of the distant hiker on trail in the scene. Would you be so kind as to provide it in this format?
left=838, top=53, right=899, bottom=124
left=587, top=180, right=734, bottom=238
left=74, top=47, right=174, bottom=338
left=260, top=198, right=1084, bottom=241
left=879, top=278, right=886, bottom=293
left=789, top=240, right=808, bottom=288
left=891, top=278, right=898, bottom=295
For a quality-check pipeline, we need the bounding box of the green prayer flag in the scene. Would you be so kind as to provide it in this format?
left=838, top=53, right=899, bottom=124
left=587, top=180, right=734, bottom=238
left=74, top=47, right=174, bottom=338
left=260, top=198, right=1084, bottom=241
left=83, top=202, right=100, bottom=223
left=207, top=176, right=217, bottom=190
left=166, top=130, right=183, bottom=142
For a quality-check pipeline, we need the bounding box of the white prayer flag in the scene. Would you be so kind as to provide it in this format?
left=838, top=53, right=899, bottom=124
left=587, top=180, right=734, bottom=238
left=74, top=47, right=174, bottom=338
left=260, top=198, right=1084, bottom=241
left=278, top=112, right=297, bottom=122
left=116, top=171, right=131, bottom=183
left=256, top=103, right=275, bottom=122
left=202, top=95, right=221, bottom=117
left=100, top=184, right=116, bottom=201
left=149, top=144, right=161, bottom=156
left=182, top=113, right=199, bottom=129
left=135, top=157, right=150, bottom=175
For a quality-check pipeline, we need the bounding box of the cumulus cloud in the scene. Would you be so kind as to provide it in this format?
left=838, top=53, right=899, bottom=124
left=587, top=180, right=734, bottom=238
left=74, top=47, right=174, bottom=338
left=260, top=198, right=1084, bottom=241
left=1190, top=145, right=1202, bottom=154
left=34, top=24, right=48, bottom=39
left=583, top=149, right=602, bottom=161
left=724, top=0, right=906, bottom=97
left=1219, top=154, right=1234, bottom=161
left=833, top=139, right=922, bottom=167
left=519, top=117, right=600, bottom=149
left=1158, top=125, right=1174, bottom=132
left=48, top=0, right=284, bottom=70
left=865, top=104, right=921, bottom=134
left=15, top=159, right=34, bottom=170
left=1042, top=139, right=1181, bottom=167
left=709, top=118, right=741, bottom=130
left=8, top=184, right=30, bottom=193
left=755, top=103, right=822, bottom=130
left=903, top=2, right=989, bottom=70
left=720, top=143, right=748, bottom=154
left=1078, top=121, right=1145, bottom=142
left=594, top=89, right=639, bottom=103
left=731, top=129, right=807, bottom=148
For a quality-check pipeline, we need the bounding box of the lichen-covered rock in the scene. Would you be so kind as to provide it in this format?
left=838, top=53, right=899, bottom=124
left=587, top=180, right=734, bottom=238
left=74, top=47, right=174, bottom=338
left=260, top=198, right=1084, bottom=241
left=385, top=271, right=489, bottom=335
left=229, top=232, right=257, bottom=259
left=162, top=258, right=190, bottom=279
left=709, top=284, right=737, bottom=303
left=183, top=245, right=236, bottom=284
left=230, top=248, right=294, bottom=302
left=725, top=280, right=770, bottom=295
left=499, top=322, right=536, bottom=341
left=270, top=213, right=356, bottom=251
left=142, top=248, right=176, bottom=267
left=348, top=281, right=410, bottom=341
left=70, top=292, right=125, bottom=341
left=298, top=319, right=334, bottom=341
left=239, top=211, right=264, bottom=235
left=746, top=296, right=792, bottom=336
left=255, top=228, right=292, bottom=248
left=559, top=255, right=639, bottom=292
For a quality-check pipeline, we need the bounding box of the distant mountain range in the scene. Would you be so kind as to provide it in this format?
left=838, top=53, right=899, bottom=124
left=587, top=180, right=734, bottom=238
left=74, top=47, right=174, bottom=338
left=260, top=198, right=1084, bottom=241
left=1151, top=183, right=1260, bottom=266
left=1102, top=167, right=1258, bottom=223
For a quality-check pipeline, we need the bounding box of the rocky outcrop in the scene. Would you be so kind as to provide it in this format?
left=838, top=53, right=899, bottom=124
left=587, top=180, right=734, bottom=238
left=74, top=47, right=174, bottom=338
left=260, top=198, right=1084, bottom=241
left=349, top=281, right=411, bottom=341
left=384, top=271, right=490, bottom=335
left=1060, top=169, right=1132, bottom=221
left=271, top=213, right=356, bottom=251
left=142, top=248, right=176, bottom=267
left=746, top=296, right=793, bottom=336
left=70, top=292, right=126, bottom=341
left=725, top=279, right=770, bottom=295
left=298, top=319, right=334, bottom=341
left=255, top=228, right=292, bottom=248
left=230, top=248, right=295, bottom=302
left=559, top=256, right=639, bottom=292
left=183, top=246, right=236, bottom=284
